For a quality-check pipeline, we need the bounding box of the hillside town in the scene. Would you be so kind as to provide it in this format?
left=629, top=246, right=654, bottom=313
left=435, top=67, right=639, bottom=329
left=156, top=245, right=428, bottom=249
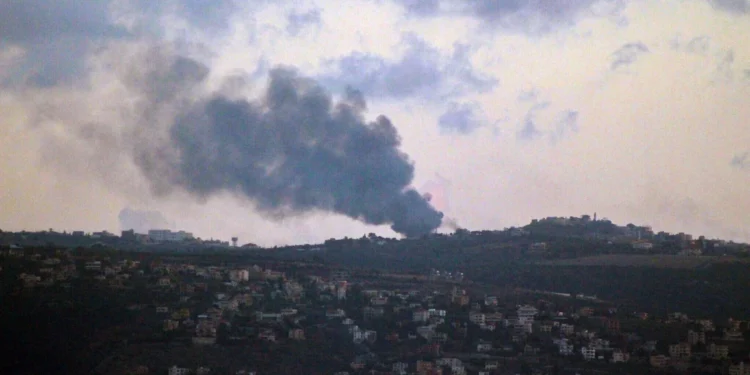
left=4, top=216, right=750, bottom=375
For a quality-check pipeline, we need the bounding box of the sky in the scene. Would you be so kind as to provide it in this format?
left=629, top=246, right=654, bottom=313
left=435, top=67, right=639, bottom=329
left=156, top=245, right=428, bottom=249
left=1, top=0, right=749, bottom=246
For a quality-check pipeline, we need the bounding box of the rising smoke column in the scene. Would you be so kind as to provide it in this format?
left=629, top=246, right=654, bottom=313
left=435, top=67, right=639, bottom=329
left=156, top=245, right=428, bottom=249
left=143, top=66, right=443, bottom=237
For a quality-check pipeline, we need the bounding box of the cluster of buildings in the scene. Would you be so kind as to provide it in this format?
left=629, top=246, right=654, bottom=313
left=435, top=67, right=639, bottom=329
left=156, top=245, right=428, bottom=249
left=7, top=233, right=750, bottom=374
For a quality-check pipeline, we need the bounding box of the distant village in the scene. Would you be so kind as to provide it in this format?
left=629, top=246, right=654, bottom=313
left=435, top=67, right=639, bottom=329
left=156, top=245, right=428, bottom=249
left=3, top=216, right=750, bottom=374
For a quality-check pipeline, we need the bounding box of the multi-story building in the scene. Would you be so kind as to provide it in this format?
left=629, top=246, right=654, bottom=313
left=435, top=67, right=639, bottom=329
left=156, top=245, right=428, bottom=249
left=364, top=306, right=384, bottom=320
left=469, top=312, right=485, bottom=325
left=730, top=362, right=749, bottom=375
left=560, top=324, right=575, bottom=335
left=688, top=330, right=706, bottom=345
left=229, top=269, right=249, bottom=282
left=612, top=350, right=630, bottom=363
left=709, top=343, right=729, bottom=359
left=148, top=229, right=194, bottom=242
left=288, top=329, right=305, bottom=340
left=650, top=355, right=669, bottom=368
left=517, top=305, right=538, bottom=323
left=168, top=366, right=190, bottom=375
left=414, top=309, right=430, bottom=322
left=605, top=318, right=620, bottom=333
left=581, top=347, right=596, bottom=361
left=669, top=342, right=691, bottom=359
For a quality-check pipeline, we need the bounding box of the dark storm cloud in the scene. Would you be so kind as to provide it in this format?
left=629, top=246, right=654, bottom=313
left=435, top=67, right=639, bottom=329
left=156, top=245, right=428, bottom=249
left=0, top=0, right=128, bottom=86
left=395, top=0, right=626, bottom=34
left=611, top=42, right=649, bottom=70
left=0, top=0, right=239, bottom=87
left=438, top=103, right=483, bottom=134
left=129, top=0, right=241, bottom=34
left=160, top=67, right=443, bottom=237
left=286, top=9, right=322, bottom=36
left=398, top=0, right=441, bottom=16
left=319, top=34, right=496, bottom=100
left=77, top=50, right=443, bottom=237
left=0, top=0, right=124, bottom=44
left=708, top=0, right=750, bottom=13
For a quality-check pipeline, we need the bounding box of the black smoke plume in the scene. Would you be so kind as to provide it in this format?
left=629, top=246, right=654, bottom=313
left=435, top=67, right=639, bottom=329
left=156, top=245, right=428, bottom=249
left=139, top=65, right=443, bottom=237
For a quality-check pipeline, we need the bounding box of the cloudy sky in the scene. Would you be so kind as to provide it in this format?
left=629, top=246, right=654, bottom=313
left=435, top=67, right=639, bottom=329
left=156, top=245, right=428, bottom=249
left=1, top=0, right=749, bottom=246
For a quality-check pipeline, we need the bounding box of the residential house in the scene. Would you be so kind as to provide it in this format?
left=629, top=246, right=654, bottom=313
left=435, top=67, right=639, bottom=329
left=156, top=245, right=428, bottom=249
left=392, top=362, right=409, bottom=374
left=612, top=350, right=630, bottom=363
left=169, top=366, right=190, bottom=375
left=370, top=296, right=388, bottom=306
left=364, top=306, right=384, bottom=320
left=560, top=323, right=576, bottom=336
left=476, top=340, right=493, bottom=352
left=709, top=343, right=729, bottom=359
left=288, top=329, right=305, bottom=340
left=163, top=320, right=180, bottom=331
left=258, top=329, right=276, bottom=342
left=414, top=309, right=430, bottom=322
left=555, top=339, right=574, bottom=356
left=417, top=325, right=435, bottom=340
left=484, top=312, right=503, bottom=323
left=688, top=330, right=706, bottom=345
left=724, top=329, right=744, bottom=341
left=730, top=362, right=749, bottom=375
left=469, top=312, right=485, bottom=325
left=650, top=355, right=669, bottom=368
left=326, top=309, right=346, bottom=319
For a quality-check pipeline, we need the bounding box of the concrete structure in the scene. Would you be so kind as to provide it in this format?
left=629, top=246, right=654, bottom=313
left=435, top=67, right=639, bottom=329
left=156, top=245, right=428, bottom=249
left=148, top=229, right=194, bottom=242
left=229, top=269, right=249, bottom=282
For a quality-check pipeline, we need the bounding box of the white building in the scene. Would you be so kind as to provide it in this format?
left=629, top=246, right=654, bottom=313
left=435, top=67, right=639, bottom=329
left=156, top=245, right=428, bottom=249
left=581, top=347, right=596, bottom=361
left=168, top=366, right=191, bottom=375
left=229, top=269, right=249, bottom=282
left=558, top=340, right=574, bottom=356
left=669, top=343, right=691, bottom=359
left=336, top=281, right=347, bottom=300
left=632, top=240, right=654, bottom=250
left=469, top=312, right=486, bottom=325
left=560, top=323, right=575, bottom=335
left=476, top=341, right=493, bottom=352
left=429, top=308, right=447, bottom=317
left=149, top=229, right=194, bottom=242
left=392, top=362, right=408, bottom=374
left=729, top=362, right=748, bottom=375
left=517, top=305, right=538, bottom=323
left=413, top=309, right=430, bottom=322
left=417, top=325, right=435, bottom=340
left=612, top=350, right=630, bottom=363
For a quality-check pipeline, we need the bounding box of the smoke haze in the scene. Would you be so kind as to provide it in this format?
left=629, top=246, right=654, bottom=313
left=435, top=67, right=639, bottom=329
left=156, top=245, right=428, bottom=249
left=57, top=49, right=443, bottom=238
